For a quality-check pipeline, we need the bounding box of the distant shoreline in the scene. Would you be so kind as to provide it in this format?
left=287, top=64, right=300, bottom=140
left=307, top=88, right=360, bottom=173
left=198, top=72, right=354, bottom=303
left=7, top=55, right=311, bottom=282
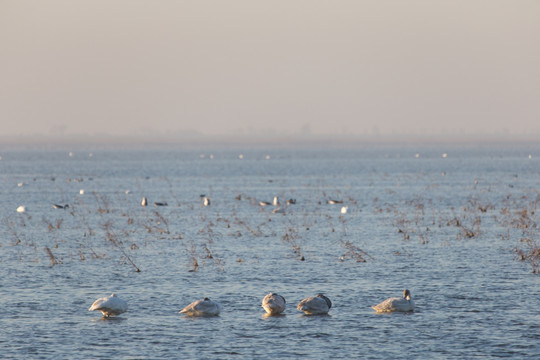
left=0, top=133, right=538, bottom=150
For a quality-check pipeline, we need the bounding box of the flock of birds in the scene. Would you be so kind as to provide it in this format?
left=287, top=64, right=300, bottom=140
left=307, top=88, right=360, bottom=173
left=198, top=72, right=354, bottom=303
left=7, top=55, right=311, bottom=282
left=89, top=290, right=414, bottom=318
left=16, top=193, right=350, bottom=215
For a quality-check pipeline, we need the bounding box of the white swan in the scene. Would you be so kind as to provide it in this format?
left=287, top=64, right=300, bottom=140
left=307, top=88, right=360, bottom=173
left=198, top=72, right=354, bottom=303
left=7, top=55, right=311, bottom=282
left=372, top=289, right=415, bottom=313
left=261, top=293, right=286, bottom=315
left=297, top=293, right=332, bottom=315
left=179, top=297, right=221, bottom=317
left=89, top=293, right=128, bottom=317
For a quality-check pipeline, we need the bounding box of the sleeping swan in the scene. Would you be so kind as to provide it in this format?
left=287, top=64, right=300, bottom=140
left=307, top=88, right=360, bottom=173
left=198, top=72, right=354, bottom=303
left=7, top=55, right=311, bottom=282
left=261, top=293, right=286, bottom=315
left=179, top=297, right=221, bottom=317
left=297, top=293, right=332, bottom=315
left=372, top=289, right=415, bottom=313
left=89, top=293, right=128, bottom=317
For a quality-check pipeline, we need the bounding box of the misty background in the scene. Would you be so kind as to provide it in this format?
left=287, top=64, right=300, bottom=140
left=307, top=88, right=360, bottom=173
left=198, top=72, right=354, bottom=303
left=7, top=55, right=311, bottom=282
left=1, top=0, right=539, bottom=141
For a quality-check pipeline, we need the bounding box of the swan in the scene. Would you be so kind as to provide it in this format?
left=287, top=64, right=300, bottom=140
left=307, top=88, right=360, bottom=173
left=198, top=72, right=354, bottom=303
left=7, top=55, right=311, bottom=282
left=89, top=293, right=128, bottom=317
left=261, top=293, right=286, bottom=315
left=372, top=289, right=415, bottom=313
left=179, top=297, right=221, bottom=317
left=297, top=293, right=332, bottom=315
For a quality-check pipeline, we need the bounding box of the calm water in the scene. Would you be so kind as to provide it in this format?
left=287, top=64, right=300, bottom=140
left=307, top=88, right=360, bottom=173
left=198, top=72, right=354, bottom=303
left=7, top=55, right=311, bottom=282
left=1, top=142, right=539, bottom=359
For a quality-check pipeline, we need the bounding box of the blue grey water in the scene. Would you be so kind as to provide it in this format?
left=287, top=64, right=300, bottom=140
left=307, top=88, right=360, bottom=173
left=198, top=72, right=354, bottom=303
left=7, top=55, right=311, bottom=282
left=1, top=142, right=539, bottom=359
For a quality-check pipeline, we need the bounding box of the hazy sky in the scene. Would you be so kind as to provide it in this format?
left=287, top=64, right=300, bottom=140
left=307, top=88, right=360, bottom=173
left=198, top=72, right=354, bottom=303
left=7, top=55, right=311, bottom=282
left=1, top=0, right=539, bottom=139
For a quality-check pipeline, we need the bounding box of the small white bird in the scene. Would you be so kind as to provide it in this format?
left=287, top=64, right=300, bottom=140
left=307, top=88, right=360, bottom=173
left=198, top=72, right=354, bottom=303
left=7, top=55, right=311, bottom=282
left=179, top=297, right=221, bottom=317
left=261, top=293, right=286, bottom=315
left=328, top=199, right=343, bottom=205
left=372, top=289, right=415, bottom=313
left=297, top=293, right=332, bottom=315
left=89, top=293, right=128, bottom=317
left=141, top=197, right=148, bottom=206
left=272, top=196, right=280, bottom=206
left=16, top=206, right=26, bottom=213
left=341, top=206, right=348, bottom=214
left=259, top=201, right=272, bottom=206
left=203, top=197, right=210, bottom=206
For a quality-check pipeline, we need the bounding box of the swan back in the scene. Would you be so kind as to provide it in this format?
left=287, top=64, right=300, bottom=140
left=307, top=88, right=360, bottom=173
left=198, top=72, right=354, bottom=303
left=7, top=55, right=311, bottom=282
left=179, top=297, right=221, bottom=317
left=372, top=289, right=414, bottom=313
left=89, top=293, right=128, bottom=317
left=297, top=293, right=332, bottom=315
left=261, top=293, right=286, bottom=315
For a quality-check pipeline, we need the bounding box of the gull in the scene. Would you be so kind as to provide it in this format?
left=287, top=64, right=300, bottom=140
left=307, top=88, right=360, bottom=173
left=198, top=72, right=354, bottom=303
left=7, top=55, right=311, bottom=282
left=179, top=297, right=221, bottom=317
left=16, top=206, right=26, bottom=213
left=89, top=293, right=128, bottom=317
left=141, top=197, right=148, bottom=206
left=372, top=289, right=415, bottom=313
left=328, top=200, right=343, bottom=205
left=259, top=201, right=272, bottom=206
left=341, top=206, right=348, bottom=214
left=272, top=196, right=280, bottom=206
left=153, top=202, right=168, bottom=207
left=262, top=293, right=286, bottom=315
left=297, top=293, right=332, bottom=315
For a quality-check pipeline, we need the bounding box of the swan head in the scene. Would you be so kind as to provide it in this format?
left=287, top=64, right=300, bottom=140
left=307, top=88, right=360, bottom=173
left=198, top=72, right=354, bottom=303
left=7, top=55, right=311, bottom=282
left=316, top=293, right=332, bottom=309
left=403, top=289, right=411, bottom=300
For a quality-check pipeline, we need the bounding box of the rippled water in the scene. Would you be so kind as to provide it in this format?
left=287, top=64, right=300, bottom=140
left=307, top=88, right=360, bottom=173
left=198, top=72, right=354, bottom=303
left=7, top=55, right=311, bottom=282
left=1, top=142, right=539, bottom=359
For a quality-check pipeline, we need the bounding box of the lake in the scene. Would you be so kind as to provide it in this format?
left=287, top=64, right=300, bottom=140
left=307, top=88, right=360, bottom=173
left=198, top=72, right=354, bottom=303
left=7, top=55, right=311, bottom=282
left=1, top=140, right=539, bottom=359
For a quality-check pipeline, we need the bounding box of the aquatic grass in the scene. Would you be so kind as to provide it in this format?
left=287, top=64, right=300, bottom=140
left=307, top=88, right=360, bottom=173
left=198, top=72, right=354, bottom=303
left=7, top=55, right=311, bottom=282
left=516, top=239, right=540, bottom=273
left=3, top=169, right=540, bottom=277
left=339, top=240, right=372, bottom=263
left=282, top=226, right=305, bottom=261
left=44, top=246, right=61, bottom=266
left=103, top=220, right=141, bottom=272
